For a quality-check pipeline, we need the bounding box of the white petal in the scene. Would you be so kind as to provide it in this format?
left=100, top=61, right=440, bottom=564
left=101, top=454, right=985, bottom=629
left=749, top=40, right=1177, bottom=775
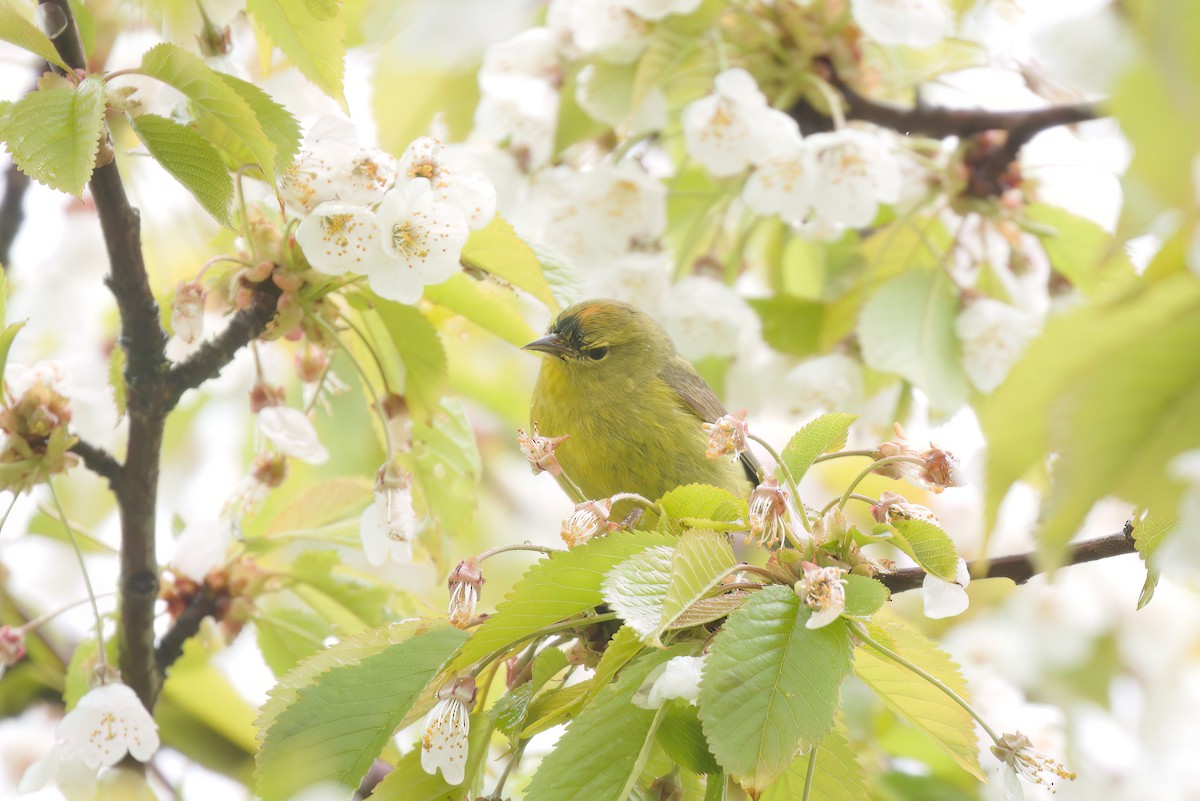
left=956, top=298, right=1038, bottom=393
left=58, top=684, right=159, bottom=769
left=744, top=145, right=813, bottom=222
left=1000, top=763, right=1025, bottom=801
left=619, top=0, right=702, bottom=20
left=923, top=558, right=971, bottom=619
left=420, top=700, right=469, bottom=785
left=358, top=492, right=414, bottom=567
left=171, top=518, right=233, bottom=581
left=295, top=204, right=383, bottom=276
left=359, top=502, right=390, bottom=567
left=851, top=0, right=951, bottom=49
left=646, top=656, right=706, bottom=707
left=806, top=604, right=843, bottom=629
left=443, top=169, right=497, bottom=231
left=259, top=407, right=330, bottom=464
left=372, top=178, right=469, bottom=299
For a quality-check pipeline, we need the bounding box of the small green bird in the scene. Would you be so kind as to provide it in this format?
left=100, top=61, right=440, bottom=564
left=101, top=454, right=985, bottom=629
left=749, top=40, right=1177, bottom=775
left=525, top=299, right=760, bottom=504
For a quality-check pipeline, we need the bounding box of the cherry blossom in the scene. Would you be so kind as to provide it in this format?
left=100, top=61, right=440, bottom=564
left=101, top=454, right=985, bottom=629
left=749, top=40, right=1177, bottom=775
left=398, top=137, right=496, bottom=230
left=170, top=281, right=205, bottom=344
left=634, top=655, right=707, bottom=709
left=421, top=678, right=476, bottom=785
left=702, top=409, right=749, bottom=461
left=748, top=477, right=789, bottom=548
left=359, top=478, right=417, bottom=566
left=170, top=518, right=233, bottom=581
left=258, top=405, right=330, bottom=464
left=372, top=177, right=471, bottom=302
left=517, top=423, right=570, bottom=476
left=805, top=128, right=902, bottom=228
left=682, top=68, right=800, bottom=177
left=923, top=557, right=971, bottom=619
left=548, top=0, right=649, bottom=64
left=796, top=563, right=847, bottom=629
left=447, top=558, right=484, bottom=629
left=619, top=0, right=702, bottom=21
left=57, top=683, right=159, bottom=769
left=743, top=141, right=813, bottom=223
left=956, top=297, right=1039, bottom=393
left=851, top=0, right=951, bottom=50
left=780, top=353, right=864, bottom=417
left=280, top=118, right=397, bottom=215
left=990, top=730, right=1075, bottom=799
left=561, top=499, right=614, bottom=547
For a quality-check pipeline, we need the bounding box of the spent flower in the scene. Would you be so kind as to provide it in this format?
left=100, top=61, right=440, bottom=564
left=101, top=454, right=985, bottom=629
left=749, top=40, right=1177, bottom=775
left=170, top=281, right=206, bottom=344
left=561, top=498, right=614, bottom=547
left=447, top=557, right=484, bottom=629
left=360, top=469, right=417, bottom=566
left=517, top=423, right=570, bottom=476
left=870, top=490, right=940, bottom=525
left=796, top=563, right=847, bottom=629
left=0, top=624, right=25, bottom=679
left=421, top=678, right=476, bottom=785
left=747, top=477, right=789, bottom=548
left=873, top=423, right=966, bottom=493
left=702, top=409, right=749, bottom=462
left=990, top=731, right=1075, bottom=799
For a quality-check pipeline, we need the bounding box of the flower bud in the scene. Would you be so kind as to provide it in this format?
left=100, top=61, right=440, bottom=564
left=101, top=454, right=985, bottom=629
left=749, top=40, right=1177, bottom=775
left=171, top=282, right=206, bottom=344
left=517, top=423, right=569, bottom=477
left=447, top=557, right=484, bottom=629
left=702, top=409, right=749, bottom=461
left=0, top=624, right=26, bottom=677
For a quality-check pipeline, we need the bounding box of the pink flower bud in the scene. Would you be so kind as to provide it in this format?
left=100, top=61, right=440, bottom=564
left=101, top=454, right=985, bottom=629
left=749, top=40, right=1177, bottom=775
left=447, top=558, right=484, bottom=629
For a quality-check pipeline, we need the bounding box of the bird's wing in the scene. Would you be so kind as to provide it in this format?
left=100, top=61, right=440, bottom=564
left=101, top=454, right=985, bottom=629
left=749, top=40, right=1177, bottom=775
left=663, top=356, right=764, bottom=486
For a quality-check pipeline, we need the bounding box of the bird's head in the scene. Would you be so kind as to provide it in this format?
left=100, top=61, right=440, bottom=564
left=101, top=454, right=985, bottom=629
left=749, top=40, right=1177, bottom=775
left=523, top=300, right=674, bottom=383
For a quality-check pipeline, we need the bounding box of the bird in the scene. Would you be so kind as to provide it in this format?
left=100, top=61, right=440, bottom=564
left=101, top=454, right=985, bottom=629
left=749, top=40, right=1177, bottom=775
left=524, top=299, right=760, bottom=505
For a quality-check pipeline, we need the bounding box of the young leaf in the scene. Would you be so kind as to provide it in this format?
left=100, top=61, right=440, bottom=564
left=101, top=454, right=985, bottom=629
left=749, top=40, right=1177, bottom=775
left=216, top=74, right=301, bottom=176
left=444, top=531, right=674, bottom=675
left=602, top=545, right=674, bottom=643
left=373, top=300, right=447, bottom=424
left=854, top=620, right=985, bottom=780
left=777, top=413, right=862, bottom=484
left=411, top=398, right=481, bottom=539
left=523, top=649, right=680, bottom=801
left=0, top=76, right=106, bottom=196
left=889, top=519, right=959, bottom=581
left=1027, top=202, right=1135, bottom=296
left=0, top=0, right=71, bottom=71
left=1132, top=511, right=1175, bottom=608
left=698, top=585, right=855, bottom=792
left=264, top=476, right=373, bottom=536
left=657, top=483, right=748, bottom=528
left=659, top=529, right=736, bottom=634
left=760, top=725, right=868, bottom=801
left=290, top=550, right=389, bottom=628
left=255, top=626, right=467, bottom=801
left=841, top=574, right=889, bottom=618
left=139, top=43, right=277, bottom=182
left=460, top=216, right=560, bottom=312
left=748, top=296, right=825, bottom=358
left=658, top=702, right=720, bottom=775
left=254, top=607, right=330, bottom=676
left=423, top=273, right=538, bottom=347
left=858, top=269, right=967, bottom=413
left=246, top=0, right=346, bottom=108
left=128, top=113, right=234, bottom=226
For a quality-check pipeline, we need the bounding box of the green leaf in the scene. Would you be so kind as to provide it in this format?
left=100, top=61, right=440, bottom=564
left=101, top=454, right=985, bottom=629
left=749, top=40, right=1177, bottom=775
left=139, top=43, right=277, bottom=182
left=411, top=398, right=481, bottom=540
left=1133, top=511, right=1172, bottom=609
left=492, top=682, right=535, bottom=740
left=424, top=273, right=539, bottom=347
left=216, top=74, right=301, bottom=176
left=658, top=702, right=720, bottom=775
left=255, top=608, right=330, bottom=676
left=128, top=113, right=234, bottom=226
left=778, top=413, right=862, bottom=484
left=255, top=627, right=467, bottom=801
left=373, top=300, right=447, bottom=424
left=0, top=0, right=71, bottom=71
left=632, top=20, right=716, bottom=109
left=854, top=620, right=985, bottom=781
left=1026, top=203, right=1135, bottom=296
left=761, top=725, right=868, bottom=801
left=370, top=712, right=492, bottom=801
left=264, top=476, right=372, bottom=535
left=461, top=215, right=560, bottom=312
left=246, top=0, right=345, bottom=107
left=666, top=591, right=750, bottom=630
left=445, top=531, right=674, bottom=675
left=982, top=272, right=1200, bottom=531
left=524, top=650, right=680, bottom=801
left=858, top=270, right=967, bottom=413
left=0, top=76, right=105, bottom=196
left=698, top=586, right=855, bottom=792
left=0, top=321, right=25, bottom=388
left=290, top=550, right=389, bottom=628
left=603, top=545, right=674, bottom=644
left=842, top=574, right=889, bottom=618
left=889, top=519, right=959, bottom=581
left=748, top=296, right=826, bottom=357
left=660, top=530, right=736, bottom=635
left=162, top=637, right=259, bottom=754
left=533, top=646, right=571, bottom=689
left=658, top=483, right=748, bottom=529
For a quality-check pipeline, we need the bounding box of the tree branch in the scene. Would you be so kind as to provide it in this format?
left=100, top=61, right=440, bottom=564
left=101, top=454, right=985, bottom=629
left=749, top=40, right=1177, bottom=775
left=0, top=159, right=32, bottom=269
left=69, top=438, right=122, bottom=485
left=878, top=523, right=1137, bottom=594
left=155, top=589, right=220, bottom=673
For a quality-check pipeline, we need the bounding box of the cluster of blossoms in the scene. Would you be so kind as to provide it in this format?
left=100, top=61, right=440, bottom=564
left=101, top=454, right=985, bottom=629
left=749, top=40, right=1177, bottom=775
left=0, top=362, right=78, bottom=493
left=286, top=119, right=497, bottom=304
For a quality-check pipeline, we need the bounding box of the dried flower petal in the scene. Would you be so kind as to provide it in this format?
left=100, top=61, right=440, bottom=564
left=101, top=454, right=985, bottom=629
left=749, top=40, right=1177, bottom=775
left=517, top=423, right=569, bottom=476
left=702, top=409, right=749, bottom=461
left=795, top=562, right=847, bottom=629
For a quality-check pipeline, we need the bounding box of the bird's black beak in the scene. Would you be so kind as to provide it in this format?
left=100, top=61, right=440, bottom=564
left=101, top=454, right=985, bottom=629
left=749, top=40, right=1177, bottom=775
left=522, top=332, right=570, bottom=359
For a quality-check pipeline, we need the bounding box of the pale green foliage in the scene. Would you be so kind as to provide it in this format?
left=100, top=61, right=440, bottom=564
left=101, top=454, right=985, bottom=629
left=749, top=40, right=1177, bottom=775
left=602, top=544, right=674, bottom=643
left=461, top=216, right=562, bottom=312
left=246, top=0, right=345, bottom=108
left=129, top=113, right=234, bottom=226
left=842, top=574, right=890, bottom=617
left=778, top=412, right=862, bottom=484
left=888, top=518, right=960, bottom=581
left=0, top=0, right=71, bottom=70
left=657, top=483, right=748, bottom=532
left=0, top=76, right=106, bottom=196
left=660, top=529, right=737, bottom=635
left=761, top=726, right=868, bottom=801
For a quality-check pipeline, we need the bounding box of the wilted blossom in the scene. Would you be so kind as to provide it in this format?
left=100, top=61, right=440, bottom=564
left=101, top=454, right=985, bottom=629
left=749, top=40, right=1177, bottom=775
left=360, top=469, right=417, bottom=566
left=795, top=563, right=847, bottom=629
left=702, top=409, right=749, bottom=462
left=225, top=451, right=288, bottom=515
left=170, top=281, right=206, bottom=344
left=870, top=490, right=940, bottom=526
left=561, top=498, right=614, bottom=547
left=681, top=68, right=800, bottom=177
left=748, top=477, right=789, bottom=547
left=517, top=423, right=569, bottom=476
left=447, top=557, right=484, bottom=629
left=0, top=624, right=25, bottom=680
left=633, top=655, right=707, bottom=709
left=990, top=730, right=1075, bottom=800
left=956, top=297, right=1038, bottom=393
left=851, top=0, right=951, bottom=49
left=0, top=362, right=78, bottom=491
left=873, top=423, right=967, bottom=493
left=923, top=557, right=971, bottom=619
left=421, top=677, right=476, bottom=785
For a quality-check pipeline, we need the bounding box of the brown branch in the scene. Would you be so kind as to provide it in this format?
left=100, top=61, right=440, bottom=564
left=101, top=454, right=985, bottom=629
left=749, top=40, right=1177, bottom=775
left=0, top=159, right=32, bottom=269
left=155, top=589, right=220, bottom=673
left=878, top=524, right=1137, bottom=594
left=69, top=438, right=122, bottom=484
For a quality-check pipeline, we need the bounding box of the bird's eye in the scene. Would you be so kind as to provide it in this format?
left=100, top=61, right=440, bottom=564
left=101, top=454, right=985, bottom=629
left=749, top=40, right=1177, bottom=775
left=583, top=345, right=609, bottom=361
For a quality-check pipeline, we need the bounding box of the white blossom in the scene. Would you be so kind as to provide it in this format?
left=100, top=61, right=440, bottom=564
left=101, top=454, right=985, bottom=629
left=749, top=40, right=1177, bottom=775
left=805, top=128, right=901, bottom=228
left=619, top=0, right=702, bottom=20
left=682, top=68, right=800, bottom=177
left=955, top=297, right=1038, bottom=393
left=561, top=499, right=613, bottom=547
left=582, top=251, right=671, bottom=308
left=851, top=0, right=951, bottom=50
left=657, top=276, right=758, bottom=361
left=6, top=360, right=72, bottom=400
left=360, top=484, right=416, bottom=566
left=170, top=518, right=233, bottom=581
left=702, top=409, right=749, bottom=462
left=744, top=142, right=813, bottom=223
left=281, top=118, right=397, bottom=215
left=56, top=683, right=159, bottom=769
left=796, top=563, right=847, bottom=629
left=479, top=27, right=563, bottom=85
left=990, top=730, right=1075, bottom=799
left=398, top=137, right=496, bottom=231
left=923, top=557, right=971, bottom=619
left=295, top=203, right=384, bottom=276
left=420, top=680, right=475, bottom=785
left=258, top=406, right=330, bottom=464
left=473, top=73, right=560, bottom=169
left=633, top=655, right=707, bottom=709
left=548, top=0, right=649, bottom=63
left=780, top=353, right=864, bottom=417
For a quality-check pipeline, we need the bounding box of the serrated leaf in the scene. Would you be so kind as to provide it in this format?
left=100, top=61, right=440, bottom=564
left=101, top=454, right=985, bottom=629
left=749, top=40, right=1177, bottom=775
left=842, top=574, right=889, bottom=618
left=778, top=413, right=862, bottom=484
left=255, top=627, right=466, bottom=801
left=162, top=637, right=259, bottom=753
left=698, top=586, right=855, bottom=791
left=107, top=342, right=126, bottom=419
left=890, top=519, right=959, bottom=581
left=246, top=0, right=345, bottom=107
left=761, top=725, right=868, bottom=801
left=216, top=74, right=301, bottom=177
left=140, top=43, right=277, bottom=182
left=660, top=530, right=736, bottom=635
left=373, top=300, right=447, bottom=424
left=445, top=531, right=674, bottom=675
left=255, top=608, right=330, bottom=676
left=265, top=476, right=372, bottom=535
left=128, top=113, right=234, bottom=226
left=1133, top=511, right=1175, bottom=562
left=532, top=647, right=570, bottom=689
left=658, top=702, right=720, bottom=775
left=411, top=398, right=480, bottom=540
left=603, top=545, right=674, bottom=644
left=492, top=682, right=535, bottom=740
left=461, top=215, right=560, bottom=312
left=424, top=272, right=538, bottom=347
left=1026, top=203, right=1135, bottom=296
left=859, top=269, right=967, bottom=413
left=665, top=591, right=750, bottom=630
left=658, top=483, right=748, bottom=528
left=854, top=620, right=984, bottom=780
left=524, top=650, right=680, bottom=801
left=0, top=0, right=70, bottom=71
left=0, top=76, right=105, bottom=196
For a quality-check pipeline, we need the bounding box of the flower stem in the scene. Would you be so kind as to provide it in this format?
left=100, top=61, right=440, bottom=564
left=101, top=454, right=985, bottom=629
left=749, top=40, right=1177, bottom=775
left=489, top=739, right=528, bottom=800
left=609, top=492, right=666, bottom=519
left=812, top=449, right=877, bottom=464
left=48, top=481, right=109, bottom=674
left=849, top=620, right=1002, bottom=746
left=19, top=591, right=117, bottom=633
left=477, top=542, right=562, bottom=562
left=473, top=611, right=618, bottom=674
left=826, top=455, right=924, bottom=515
left=748, top=432, right=812, bottom=538
left=802, top=744, right=819, bottom=801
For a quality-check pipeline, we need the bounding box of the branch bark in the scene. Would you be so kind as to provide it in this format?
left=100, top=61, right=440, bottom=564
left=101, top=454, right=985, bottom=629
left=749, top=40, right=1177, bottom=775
left=878, top=524, right=1137, bottom=594
left=0, top=159, right=32, bottom=269
left=69, top=438, right=122, bottom=485
left=155, top=589, right=220, bottom=673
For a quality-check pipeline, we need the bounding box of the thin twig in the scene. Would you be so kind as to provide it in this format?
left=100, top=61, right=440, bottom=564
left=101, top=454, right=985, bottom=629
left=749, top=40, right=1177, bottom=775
left=155, top=589, right=221, bottom=673
left=0, top=154, right=33, bottom=268
left=69, top=438, right=123, bottom=484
